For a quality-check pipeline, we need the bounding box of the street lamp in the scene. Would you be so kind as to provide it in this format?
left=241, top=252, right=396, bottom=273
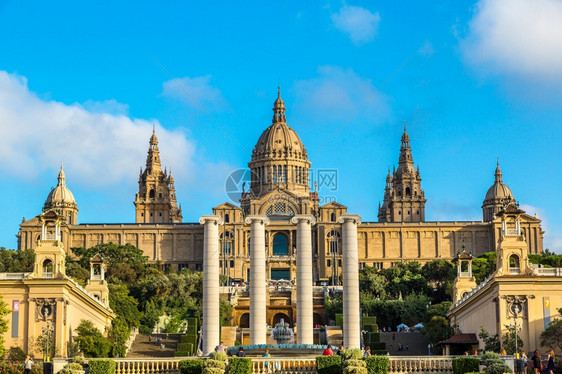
left=41, top=321, right=55, bottom=362
left=510, top=302, right=523, bottom=355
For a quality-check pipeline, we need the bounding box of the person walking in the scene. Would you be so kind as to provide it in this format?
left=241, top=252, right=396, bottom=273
left=262, top=349, right=270, bottom=372
left=547, top=350, right=555, bottom=374
left=531, top=350, right=542, bottom=374
left=518, top=351, right=528, bottom=374
left=24, top=355, right=33, bottom=374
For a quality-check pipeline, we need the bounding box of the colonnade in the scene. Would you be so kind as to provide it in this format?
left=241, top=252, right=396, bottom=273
left=199, top=214, right=361, bottom=355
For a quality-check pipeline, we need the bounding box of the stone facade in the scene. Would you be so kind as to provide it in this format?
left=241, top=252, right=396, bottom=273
left=15, top=90, right=545, bottom=327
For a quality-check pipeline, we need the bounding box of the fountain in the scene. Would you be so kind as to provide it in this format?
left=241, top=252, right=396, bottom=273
left=271, top=319, right=294, bottom=344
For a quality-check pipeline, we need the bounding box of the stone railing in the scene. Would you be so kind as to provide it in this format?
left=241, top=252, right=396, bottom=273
left=534, top=267, right=562, bottom=276
left=388, top=356, right=454, bottom=374
left=248, top=357, right=317, bottom=374
left=113, top=358, right=183, bottom=374
left=0, top=272, right=30, bottom=280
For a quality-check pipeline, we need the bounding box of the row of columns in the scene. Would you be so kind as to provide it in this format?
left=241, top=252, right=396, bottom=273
left=199, top=214, right=361, bottom=356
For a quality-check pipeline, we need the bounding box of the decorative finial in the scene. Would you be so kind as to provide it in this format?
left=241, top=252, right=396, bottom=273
left=496, top=156, right=499, bottom=167
left=60, top=160, right=64, bottom=171
left=278, top=86, right=281, bottom=98
left=153, top=123, right=155, bottom=134
left=404, top=121, right=407, bottom=133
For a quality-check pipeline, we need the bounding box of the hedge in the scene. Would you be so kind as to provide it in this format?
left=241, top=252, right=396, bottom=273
left=89, top=359, right=116, bottom=374
left=368, top=342, right=386, bottom=351
left=187, top=318, right=198, bottom=335
left=344, top=367, right=368, bottom=374
left=182, top=334, right=198, bottom=346
left=317, top=355, right=342, bottom=374
left=364, top=356, right=389, bottom=374
left=336, top=314, right=343, bottom=329
left=228, top=357, right=252, bottom=374
left=180, top=359, right=205, bottom=374
left=343, top=359, right=366, bottom=368
left=175, top=351, right=191, bottom=357
left=452, top=357, right=480, bottom=374
left=362, top=316, right=377, bottom=327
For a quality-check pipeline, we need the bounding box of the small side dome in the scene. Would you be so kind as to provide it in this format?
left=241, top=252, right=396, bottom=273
left=44, top=164, right=77, bottom=210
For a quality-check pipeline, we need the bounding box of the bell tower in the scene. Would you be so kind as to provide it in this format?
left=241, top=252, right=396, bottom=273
left=452, top=250, right=477, bottom=303
left=134, top=128, right=182, bottom=223
left=30, top=210, right=67, bottom=279
left=378, top=125, right=426, bottom=222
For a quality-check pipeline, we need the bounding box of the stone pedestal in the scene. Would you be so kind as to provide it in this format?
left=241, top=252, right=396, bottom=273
left=339, top=214, right=362, bottom=348
left=245, top=216, right=270, bottom=345
left=199, top=215, right=223, bottom=356
left=292, top=215, right=316, bottom=344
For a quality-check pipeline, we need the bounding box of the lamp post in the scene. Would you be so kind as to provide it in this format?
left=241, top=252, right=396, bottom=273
left=510, top=302, right=523, bottom=355
left=42, top=321, right=54, bottom=362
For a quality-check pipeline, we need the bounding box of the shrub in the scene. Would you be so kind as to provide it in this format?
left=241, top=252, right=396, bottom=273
left=368, top=343, right=386, bottom=351
left=317, top=355, right=342, bottom=374
left=453, top=357, right=480, bottom=374
left=64, top=363, right=84, bottom=371
left=72, top=356, right=86, bottom=364
left=371, top=350, right=387, bottom=356
left=175, top=351, right=191, bottom=357
left=202, top=368, right=224, bottom=374
left=187, top=318, right=198, bottom=335
left=182, top=335, right=198, bottom=347
left=344, top=367, right=368, bottom=374
left=211, top=351, right=227, bottom=361
left=341, top=349, right=363, bottom=360
left=368, top=333, right=381, bottom=343
left=5, top=346, right=26, bottom=362
left=486, top=362, right=512, bottom=374
left=180, top=359, right=205, bottom=374
left=227, top=357, right=252, bottom=374
left=88, top=359, right=116, bottom=374
left=139, top=325, right=152, bottom=334
left=205, top=360, right=226, bottom=370
left=362, top=317, right=377, bottom=327
left=336, top=314, right=344, bottom=329
left=58, top=369, right=77, bottom=374
left=343, top=360, right=366, bottom=368
left=364, top=356, right=389, bottom=374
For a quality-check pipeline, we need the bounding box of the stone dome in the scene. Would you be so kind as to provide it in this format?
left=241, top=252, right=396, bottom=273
left=484, top=164, right=513, bottom=203
left=44, top=165, right=76, bottom=210
left=251, top=89, right=308, bottom=162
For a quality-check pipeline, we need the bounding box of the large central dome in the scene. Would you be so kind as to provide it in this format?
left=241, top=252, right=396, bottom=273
left=247, top=88, right=311, bottom=200
left=251, top=90, right=308, bottom=162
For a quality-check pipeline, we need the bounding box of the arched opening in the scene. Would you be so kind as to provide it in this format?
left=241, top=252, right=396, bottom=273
left=460, top=261, right=469, bottom=273
left=330, top=213, right=336, bottom=222
left=509, top=254, right=520, bottom=273
left=149, top=189, right=155, bottom=198
left=42, top=259, right=53, bottom=278
left=239, top=313, right=250, bottom=328
left=405, top=187, right=411, bottom=197
left=272, top=234, right=288, bottom=256
left=224, top=213, right=230, bottom=223
left=272, top=313, right=291, bottom=327
left=313, top=313, right=324, bottom=327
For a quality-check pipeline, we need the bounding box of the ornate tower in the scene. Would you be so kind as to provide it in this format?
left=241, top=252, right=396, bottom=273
left=85, top=254, right=110, bottom=306
left=134, top=129, right=182, bottom=223
left=482, top=161, right=514, bottom=222
left=452, top=250, right=477, bottom=303
left=378, top=125, right=426, bottom=222
left=30, top=210, right=67, bottom=279
left=43, top=163, right=78, bottom=225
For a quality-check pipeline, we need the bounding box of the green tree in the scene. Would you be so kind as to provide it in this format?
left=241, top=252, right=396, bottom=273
left=472, top=252, right=497, bottom=284
left=74, top=320, right=113, bottom=358
left=0, top=295, right=10, bottom=357
left=0, top=248, right=35, bottom=272
left=71, top=243, right=148, bottom=271
left=36, top=325, right=57, bottom=359
left=109, top=283, right=141, bottom=328
left=422, top=260, right=455, bottom=284
left=426, top=301, right=453, bottom=321
left=422, top=316, right=453, bottom=346
left=540, top=308, right=562, bottom=351
left=479, top=326, right=501, bottom=352
left=401, top=294, right=430, bottom=326
left=501, top=324, right=523, bottom=354
left=359, top=266, right=387, bottom=299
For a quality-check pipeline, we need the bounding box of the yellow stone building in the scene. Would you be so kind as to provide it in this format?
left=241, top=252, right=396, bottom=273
left=15, top=91, right=544, bottom=327
left=448, top=203, right=562, bottom=353
left=1, top=210, right=115, bottom=358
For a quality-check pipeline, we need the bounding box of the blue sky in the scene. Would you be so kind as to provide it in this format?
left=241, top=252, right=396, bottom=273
left=1, top=0, right=562, bottom=252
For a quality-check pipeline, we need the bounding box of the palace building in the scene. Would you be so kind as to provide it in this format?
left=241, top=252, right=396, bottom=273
left=16, top=90, right=545, bottom=328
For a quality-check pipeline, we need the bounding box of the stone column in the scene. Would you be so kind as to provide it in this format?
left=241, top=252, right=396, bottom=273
left=199, top=215, right=223, bottom=356
left=245, top=216, right=270, bottom=345
left=339, top=214, right=362, bottom=348
left=291, top=215, right=316, bottom=344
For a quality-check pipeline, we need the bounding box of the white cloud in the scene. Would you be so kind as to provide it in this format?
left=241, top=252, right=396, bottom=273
left=0, top=71, right=194, bottom=187
left=331, top=5, right=380, bottom=45
left=162, top=75, right=228, bottom=111
left=293, top=65, right=390, bottom=123
left=463, top=0, right=562, bottom=82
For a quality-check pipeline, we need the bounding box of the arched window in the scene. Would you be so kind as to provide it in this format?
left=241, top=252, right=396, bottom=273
left=327, top=230, right=341, bottom=253
left=220, top=231, right=234, bottom=255
left=43, top=259, right=53, bottom=278
left=224, top=213, right=230, bottom=223
left=406, top=187, right=411, bottom=197
left=283, top=165, right=287, bottom=183
left=330, top=213, right=336, bottom=222
left=273, top=166, right=277, bottom=183
left=509, top=254, right=520, bottom=272
left=149, top=189, right=155, bottom=198
left=273, top=234, right=289, bottom=256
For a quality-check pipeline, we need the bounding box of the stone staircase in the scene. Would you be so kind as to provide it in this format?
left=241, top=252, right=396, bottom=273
left=221, top=326, right=237, bottom=347
left=379, top=332, right=430, bottom=356
left=127, top=334, right=181, bottom=358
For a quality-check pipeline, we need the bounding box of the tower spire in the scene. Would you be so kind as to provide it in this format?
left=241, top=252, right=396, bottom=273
left=58, top=161, right=66, bottom=187
left=272, top=87, right=286, bottom=123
